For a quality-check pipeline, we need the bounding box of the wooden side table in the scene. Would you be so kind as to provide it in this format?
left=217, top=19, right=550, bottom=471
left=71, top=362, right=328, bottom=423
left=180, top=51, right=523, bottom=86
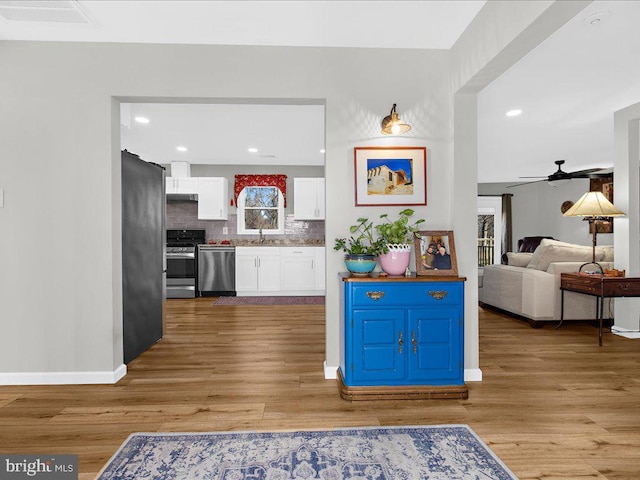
left=560, top=273, right=640, bottom=345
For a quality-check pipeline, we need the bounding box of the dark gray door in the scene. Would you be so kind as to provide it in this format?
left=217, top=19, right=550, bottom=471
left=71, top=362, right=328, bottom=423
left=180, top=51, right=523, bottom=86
left=122, top=150, right=165, bottom=364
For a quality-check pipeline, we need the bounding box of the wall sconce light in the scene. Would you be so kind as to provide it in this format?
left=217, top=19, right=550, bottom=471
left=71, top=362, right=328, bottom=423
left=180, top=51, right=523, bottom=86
left=381, top=103, right=411, bottom=135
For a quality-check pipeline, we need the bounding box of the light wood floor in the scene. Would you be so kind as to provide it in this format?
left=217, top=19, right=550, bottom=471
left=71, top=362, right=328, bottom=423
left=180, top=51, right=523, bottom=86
left=1, top=298, right=639, bottom=479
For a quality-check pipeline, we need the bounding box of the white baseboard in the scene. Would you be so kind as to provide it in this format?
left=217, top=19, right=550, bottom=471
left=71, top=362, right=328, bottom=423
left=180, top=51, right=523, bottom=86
left=464, top=368, right=483, bottom=382
left=0, top=364, right=127, bottom=385
left=612, top=325, right=640, bottom=339
left=324, top=361, right=338, bottom=379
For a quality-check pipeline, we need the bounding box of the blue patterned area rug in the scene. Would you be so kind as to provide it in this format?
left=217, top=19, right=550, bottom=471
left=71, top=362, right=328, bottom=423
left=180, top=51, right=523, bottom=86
left=96, top=425, right=517, bottom=479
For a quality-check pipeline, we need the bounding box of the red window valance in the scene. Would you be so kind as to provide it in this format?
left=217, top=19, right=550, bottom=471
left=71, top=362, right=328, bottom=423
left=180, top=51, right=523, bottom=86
left=234, top=174, right=288, bottom=207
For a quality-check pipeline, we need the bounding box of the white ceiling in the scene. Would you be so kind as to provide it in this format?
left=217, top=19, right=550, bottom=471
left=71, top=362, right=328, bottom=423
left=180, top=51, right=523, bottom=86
left=3, top=1, right=639, bottom=181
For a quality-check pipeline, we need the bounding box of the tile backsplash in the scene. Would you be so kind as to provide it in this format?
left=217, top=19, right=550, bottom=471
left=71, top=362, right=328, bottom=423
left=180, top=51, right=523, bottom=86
left=166, top=201, right=325, bottom=244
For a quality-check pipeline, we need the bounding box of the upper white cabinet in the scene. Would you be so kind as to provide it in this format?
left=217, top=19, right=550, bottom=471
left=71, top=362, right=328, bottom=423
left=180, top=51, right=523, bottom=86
left=293, top=178, right=325, bottom=220
left=198, top=177, right=228, bottom=220
left=166, top=177, right=199, bottom=194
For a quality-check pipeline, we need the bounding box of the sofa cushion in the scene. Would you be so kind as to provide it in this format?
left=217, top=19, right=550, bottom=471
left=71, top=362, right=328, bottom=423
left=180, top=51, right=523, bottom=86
left=596, top=245, right=614, bottom=262
left=527, top=243, right=599, bottom=271
left=506, top=252, right=534, bottom=267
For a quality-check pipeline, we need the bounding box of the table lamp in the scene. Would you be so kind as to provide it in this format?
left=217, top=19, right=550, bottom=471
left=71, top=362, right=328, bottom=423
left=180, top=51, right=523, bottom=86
left=563, top=191, right=625, bottom=273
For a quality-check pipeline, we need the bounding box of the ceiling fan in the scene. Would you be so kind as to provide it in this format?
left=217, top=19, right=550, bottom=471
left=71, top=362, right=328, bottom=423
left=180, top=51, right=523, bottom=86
left=507, top=160, right=609, bottom=188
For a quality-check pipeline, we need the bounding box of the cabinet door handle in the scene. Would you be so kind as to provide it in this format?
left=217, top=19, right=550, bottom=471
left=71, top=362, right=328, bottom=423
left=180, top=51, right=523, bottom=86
left=398, top=330, right=404, bottom=353
left=429, top=290, right=448, bottom=300
left=411, top=331, right=417, bottom=354
left=366, top=291, right=385, bottom=300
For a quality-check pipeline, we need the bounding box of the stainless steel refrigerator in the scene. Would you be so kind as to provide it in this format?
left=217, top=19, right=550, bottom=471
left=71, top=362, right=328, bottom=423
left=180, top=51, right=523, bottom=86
left=121, top=149, right=165, bottom=364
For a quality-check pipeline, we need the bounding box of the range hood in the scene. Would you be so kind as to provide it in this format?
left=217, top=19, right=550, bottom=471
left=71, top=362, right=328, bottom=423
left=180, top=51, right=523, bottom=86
left=166, top=161, right=197, bottom=201
left=166, top=193, right=198, bottom=202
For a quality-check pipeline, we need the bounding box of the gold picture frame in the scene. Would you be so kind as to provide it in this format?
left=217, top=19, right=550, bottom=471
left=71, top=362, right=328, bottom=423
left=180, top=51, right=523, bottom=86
left=414, top=230, right=458, bottom=276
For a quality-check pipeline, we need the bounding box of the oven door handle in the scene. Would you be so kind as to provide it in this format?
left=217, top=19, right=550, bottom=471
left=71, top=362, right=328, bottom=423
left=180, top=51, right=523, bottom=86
left=166, top=252, right=195, bottom=259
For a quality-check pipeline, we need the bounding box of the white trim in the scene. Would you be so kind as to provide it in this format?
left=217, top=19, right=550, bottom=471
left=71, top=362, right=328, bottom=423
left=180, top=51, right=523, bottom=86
left=324, top=361, right=338, bottom=379
left=0, top=364, right=127, bottom=385
left=464, top=368, right=483, bottom=382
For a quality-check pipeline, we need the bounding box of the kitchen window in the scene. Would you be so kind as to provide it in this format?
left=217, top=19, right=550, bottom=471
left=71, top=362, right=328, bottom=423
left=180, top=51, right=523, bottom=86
left=237, top=186, right=285, bottom=234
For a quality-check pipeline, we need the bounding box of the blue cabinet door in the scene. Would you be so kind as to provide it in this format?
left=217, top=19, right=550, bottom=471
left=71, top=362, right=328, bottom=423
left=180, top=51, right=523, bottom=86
left=351, top=309, right=406, bottom=383
left=407, top=308, right=463, bottom=384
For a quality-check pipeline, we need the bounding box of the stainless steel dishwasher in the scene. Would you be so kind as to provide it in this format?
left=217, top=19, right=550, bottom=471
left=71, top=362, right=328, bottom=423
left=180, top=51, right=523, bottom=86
left=197, top=245, right=236, bottom=296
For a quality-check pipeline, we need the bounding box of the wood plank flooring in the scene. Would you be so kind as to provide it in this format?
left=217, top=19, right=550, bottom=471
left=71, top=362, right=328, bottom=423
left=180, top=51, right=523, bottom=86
left=1, top=298, right=639, bottom=479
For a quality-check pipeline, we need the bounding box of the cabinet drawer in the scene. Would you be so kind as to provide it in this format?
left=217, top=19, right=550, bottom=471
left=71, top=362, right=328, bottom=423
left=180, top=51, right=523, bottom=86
left=603, top=280, right=640, bottom=297
left=351, top=283, right=463, bottom=307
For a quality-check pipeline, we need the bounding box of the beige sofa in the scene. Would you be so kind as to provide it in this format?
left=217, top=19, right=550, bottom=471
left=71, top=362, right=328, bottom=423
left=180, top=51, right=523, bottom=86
left=480, top=239, right=614, bottom=326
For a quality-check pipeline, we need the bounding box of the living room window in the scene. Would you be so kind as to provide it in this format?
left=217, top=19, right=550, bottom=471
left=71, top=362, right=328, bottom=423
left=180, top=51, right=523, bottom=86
left=237, top=186, right=285, bottom=234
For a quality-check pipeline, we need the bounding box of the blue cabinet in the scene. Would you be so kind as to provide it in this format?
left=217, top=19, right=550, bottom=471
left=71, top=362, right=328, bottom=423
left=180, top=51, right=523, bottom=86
left=339, top=274, right=468, bottom=400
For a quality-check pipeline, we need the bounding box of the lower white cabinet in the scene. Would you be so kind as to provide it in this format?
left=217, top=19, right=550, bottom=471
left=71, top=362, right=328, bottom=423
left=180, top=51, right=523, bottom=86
left=280, top=247, right=316, bottom=291
left=235, top=247, right=281, bottom=295
left=236, top=246, right=325, bottom=296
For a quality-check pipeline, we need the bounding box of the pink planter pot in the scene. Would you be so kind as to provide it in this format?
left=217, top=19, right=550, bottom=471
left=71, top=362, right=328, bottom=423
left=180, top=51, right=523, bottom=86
left=379, top=245, right=411, bottom=275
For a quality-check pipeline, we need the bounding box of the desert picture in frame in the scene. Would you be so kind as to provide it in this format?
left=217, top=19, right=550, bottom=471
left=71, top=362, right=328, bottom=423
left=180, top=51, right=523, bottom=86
left=354, top=146, right=427, bottom=206
left=414, top=230, right=458, bottom=276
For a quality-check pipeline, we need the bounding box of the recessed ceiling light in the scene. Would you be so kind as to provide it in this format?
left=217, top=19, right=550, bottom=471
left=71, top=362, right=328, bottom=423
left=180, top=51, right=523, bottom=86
left=134, top=116, right=149, bottom=124
left=320, top=149, right=326, bottom=154
left=506, top=109, right=522, bottom=117
left=583, top=11, right=611, bottom=26
left=176, top=146, right=188, bottom=152
left=248, top=148, right=258, bottom=153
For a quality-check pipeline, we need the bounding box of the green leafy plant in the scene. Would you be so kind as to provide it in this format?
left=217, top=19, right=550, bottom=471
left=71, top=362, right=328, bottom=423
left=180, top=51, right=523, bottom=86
left=333, top=217, right=386, bottom=256
left=375, top=208, right=425, bottom=248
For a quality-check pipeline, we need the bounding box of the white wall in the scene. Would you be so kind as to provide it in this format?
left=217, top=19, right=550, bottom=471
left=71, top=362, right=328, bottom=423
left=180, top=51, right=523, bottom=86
left=0, top=1, right=585, bottom=383
left=479, top=180, right=614, bottom=247
left=0, top=40, right=452, bottom=380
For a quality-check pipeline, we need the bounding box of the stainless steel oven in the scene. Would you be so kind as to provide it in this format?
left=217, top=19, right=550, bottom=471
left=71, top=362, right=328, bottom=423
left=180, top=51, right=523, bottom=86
left=166, top=229, right=205, bottom=298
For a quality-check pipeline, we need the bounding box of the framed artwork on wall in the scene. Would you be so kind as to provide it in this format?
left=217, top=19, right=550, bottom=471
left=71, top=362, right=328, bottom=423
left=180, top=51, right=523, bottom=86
left=590, top=175, right=614, bottom=233
left=354, top=146, right=427, bottom=206
left=414, top=231, right=458, bottom=276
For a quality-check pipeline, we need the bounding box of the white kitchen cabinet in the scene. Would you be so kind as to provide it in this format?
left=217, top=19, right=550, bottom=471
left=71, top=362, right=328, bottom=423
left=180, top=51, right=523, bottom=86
left=314, top=247, right=325, bottom=291
left=235, top=247, right=281, bottom=295
left=166, top=177, right=199, bottom=194
left=280, top=247, right=316, bottom=291
left=198, top=177, right=228, bottom=220
left=293, top=178, right=325, bottom=220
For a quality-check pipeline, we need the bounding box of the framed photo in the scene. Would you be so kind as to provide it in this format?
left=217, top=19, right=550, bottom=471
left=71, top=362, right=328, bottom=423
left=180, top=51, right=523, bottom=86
left=414, top=231, right=458, bottom=276
left=590, top=175, right=614, bottom=234
left=354, top=146, right=426, bottom=206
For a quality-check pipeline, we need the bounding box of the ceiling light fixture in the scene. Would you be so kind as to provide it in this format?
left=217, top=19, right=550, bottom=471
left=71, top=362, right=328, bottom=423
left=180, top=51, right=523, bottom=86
left=381, top=103, right=411, bottom=135
left=506, top=109, right=522, bottom=117
left=134, top=116, right=150, bottom=124
left=176, top=146, right=188, bottom=152
left=248, top=148, right=258, bottom=153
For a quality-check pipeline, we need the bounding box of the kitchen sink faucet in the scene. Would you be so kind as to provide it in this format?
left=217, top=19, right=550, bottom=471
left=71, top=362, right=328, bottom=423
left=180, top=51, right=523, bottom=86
left=259, top=228, right=265, bottom=244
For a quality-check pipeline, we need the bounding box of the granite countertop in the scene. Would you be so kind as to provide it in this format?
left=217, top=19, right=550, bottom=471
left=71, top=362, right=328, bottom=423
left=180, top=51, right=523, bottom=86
left=203, top=239, right=325, bottom=247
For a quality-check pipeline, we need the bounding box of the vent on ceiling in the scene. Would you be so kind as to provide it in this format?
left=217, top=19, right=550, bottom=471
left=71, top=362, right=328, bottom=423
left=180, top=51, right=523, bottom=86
left=0, top=1, right=93, bottom=24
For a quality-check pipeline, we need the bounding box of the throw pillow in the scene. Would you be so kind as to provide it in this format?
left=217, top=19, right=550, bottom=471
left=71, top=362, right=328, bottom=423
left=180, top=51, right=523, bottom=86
left=506, top=252, right=534, bottom=267
left=596, top=245, right=614, bottom=262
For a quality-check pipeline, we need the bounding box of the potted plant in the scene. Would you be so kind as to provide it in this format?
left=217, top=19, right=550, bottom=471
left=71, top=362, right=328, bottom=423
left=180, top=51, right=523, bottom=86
left=375, top=208, right=425, bottom=275
left=334, top=217, right=385, bottom=276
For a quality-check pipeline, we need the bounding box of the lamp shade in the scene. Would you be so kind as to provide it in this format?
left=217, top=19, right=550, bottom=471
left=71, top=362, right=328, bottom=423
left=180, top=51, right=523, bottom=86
left=562, top=191, right=625, bottom=218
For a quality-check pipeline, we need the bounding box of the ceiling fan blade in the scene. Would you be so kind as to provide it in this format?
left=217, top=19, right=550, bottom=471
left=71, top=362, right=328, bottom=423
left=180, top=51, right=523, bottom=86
left=566, top=167, right=606, bottom=178
left=518, top=176, right=548, bottom=179
left=506, top=178, right=548, bottom=188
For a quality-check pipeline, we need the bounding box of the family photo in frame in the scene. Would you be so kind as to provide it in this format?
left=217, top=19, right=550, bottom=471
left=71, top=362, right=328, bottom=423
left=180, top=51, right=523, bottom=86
left=414, top=231, right=458, bottom=276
